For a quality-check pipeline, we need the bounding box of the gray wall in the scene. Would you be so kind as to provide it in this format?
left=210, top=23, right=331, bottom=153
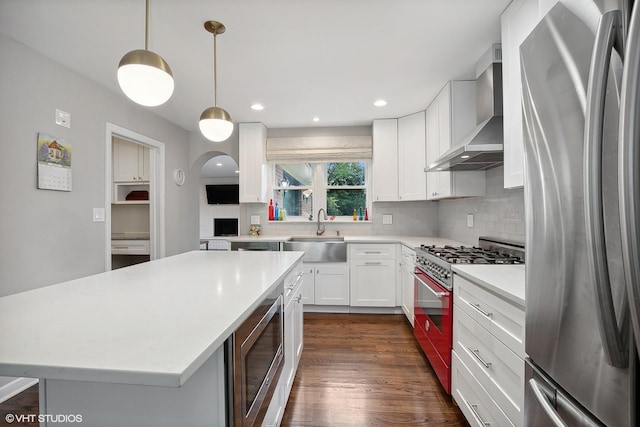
left=0, top=34, right=196, bottom=297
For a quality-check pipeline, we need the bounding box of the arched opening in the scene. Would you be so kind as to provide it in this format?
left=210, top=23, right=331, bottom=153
left=195, top=152, right=240, bottom=250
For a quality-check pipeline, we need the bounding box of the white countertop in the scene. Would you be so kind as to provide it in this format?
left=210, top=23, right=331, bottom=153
left=0, top=250, right=304, bottom=387
left=224, top=234, right=464, bottom=249
left=452, top=264, right=525, bottom=307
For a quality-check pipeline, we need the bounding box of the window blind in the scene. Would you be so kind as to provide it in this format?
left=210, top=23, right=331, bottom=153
left=266, top=136, right=372, bottom=162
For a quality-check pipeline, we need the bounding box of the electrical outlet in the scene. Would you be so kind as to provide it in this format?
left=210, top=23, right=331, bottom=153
left=467, top=214, right=474, bottom=228
left=382, top=214, right=393, bottom=225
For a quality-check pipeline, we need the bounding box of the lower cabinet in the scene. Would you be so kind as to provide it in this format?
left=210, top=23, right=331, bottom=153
left=263, top=262, right=304, bottom=427
left=452, top=274, right=525, bottom=427
left=349, top=244, right=397, bottom=307
left=400, top=245, right=416, bottom=325
left=302, top=262, right=349, bottom=306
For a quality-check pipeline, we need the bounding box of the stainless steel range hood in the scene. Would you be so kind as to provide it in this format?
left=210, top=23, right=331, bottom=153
left=427, top=60, right=504, bottom=172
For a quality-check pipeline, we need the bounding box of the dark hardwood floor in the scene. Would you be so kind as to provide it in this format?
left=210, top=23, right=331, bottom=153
left=281, top=313, right=467, bottom=427
left=0, top=313, right=467, bottom=427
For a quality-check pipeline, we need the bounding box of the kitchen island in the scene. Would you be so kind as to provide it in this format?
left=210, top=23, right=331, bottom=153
left=0, top=250, right=304, bottom=426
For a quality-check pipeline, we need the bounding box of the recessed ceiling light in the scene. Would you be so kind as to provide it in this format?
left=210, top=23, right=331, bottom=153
left=234, top=170, right=239, bottom=174
left=216, top=162, right=223, bottom=166
left=250, top=103, right=264, bottom=111
left=374, top=99, right=387, bottom=107
left=436, top=167, right=442, bottom=171
left=461, top=155, right=470, bottom=159
left=313, top=117, right=320, bottom=122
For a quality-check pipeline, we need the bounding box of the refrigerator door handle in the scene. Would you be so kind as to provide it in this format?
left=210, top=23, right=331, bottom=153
left=528, top=378, right=567, bottom=427
left=619, top=0, right=640, bottom=356
left=584, top=9, right=628, bottom=368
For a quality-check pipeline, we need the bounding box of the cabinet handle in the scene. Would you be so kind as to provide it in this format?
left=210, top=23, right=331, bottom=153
left=364, top=251, right=382, bottom=254
left=296, top=295, right=302, bottom=303
left=365, top=262, right=382, bottom=265
left=469, top=347, right=492, bottom=368
left=310, top=268, right=313, bottom=274
left=471, top=303, right=493, bottom=318
left=466, top=401, right=490, bottom=426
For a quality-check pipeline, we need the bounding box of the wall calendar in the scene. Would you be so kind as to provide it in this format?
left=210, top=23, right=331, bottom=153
left=37, top=133, right=72, bottom=192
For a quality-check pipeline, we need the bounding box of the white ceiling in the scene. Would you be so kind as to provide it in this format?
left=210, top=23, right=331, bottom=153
left=0, top=0, right=510, bottom=131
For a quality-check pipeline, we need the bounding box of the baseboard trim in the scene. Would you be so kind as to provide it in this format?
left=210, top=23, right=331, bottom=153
left=0, top=378, right=39, bottom=403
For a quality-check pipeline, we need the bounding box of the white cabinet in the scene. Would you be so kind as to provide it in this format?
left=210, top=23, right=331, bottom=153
left=372, top=119, right=399, bottom=202
left=452, top=274, right=525, bottom=427
left=113, top=138, right=149, bottom=183
left=349, top=244, right=396, bottom=307
left=501, top=0, right=558, bottom=188
left=400, top=245, right=415, bottom=326
left=264, top=262, right=304, bottom=427
left=302, top=263, right=349, bottom=306
left=397, top=111, right=427, bottom=201
left=111, top=239, right=150, bottom=255
left=425, top=81, right=485, bottom=200
left=239, top=123, right=268, bottom=203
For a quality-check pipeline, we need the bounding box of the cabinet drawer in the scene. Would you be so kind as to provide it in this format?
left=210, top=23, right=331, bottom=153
left=454, top=306, right=524, bottom=426
left=454, top=275, right=525, bottom=358
left=452, top=351, right=514, bottom=427
left=284, top=262, right=304, bottom=305
left=111, top=240, right=150, bottom=255
left=349, top=244, right=395, bottom=259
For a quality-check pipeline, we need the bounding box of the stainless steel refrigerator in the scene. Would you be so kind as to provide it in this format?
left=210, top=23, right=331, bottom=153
left=521, top=0, right=639, bottom=425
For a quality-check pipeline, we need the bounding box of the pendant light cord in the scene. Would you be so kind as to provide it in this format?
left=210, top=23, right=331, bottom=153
left=144, top=0, right=150, bottom=50
left=213, top=30, right=218, bottom=107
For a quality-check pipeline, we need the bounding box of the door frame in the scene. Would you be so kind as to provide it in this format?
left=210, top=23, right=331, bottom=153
left=105, top=122, right=166, bottom=270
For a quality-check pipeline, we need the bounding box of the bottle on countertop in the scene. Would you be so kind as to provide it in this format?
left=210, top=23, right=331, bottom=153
left=353, top=208, right=357, bottom=221
left=279, top=208, right=284, bottom=221
left=274, top=203, right=279, bottom=221
left=364, top=207, right=369, bottom=221
left=268, top=199, right=274, bottom=221
left=358, top=208, right=363, bottom=221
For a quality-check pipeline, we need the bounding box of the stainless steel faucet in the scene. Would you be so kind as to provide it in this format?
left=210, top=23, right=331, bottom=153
left=316, top=208, right=328, bottom=235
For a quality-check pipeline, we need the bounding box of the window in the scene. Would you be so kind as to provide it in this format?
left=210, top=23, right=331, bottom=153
left=326, top=162, right=366, bottom=217
left=272, top=163, right=314, bottom=219
left=271, top=161, right=369, bottom=220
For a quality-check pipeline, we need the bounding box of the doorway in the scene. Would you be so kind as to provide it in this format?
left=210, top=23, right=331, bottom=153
left=104, top=123, right=166, bottom=270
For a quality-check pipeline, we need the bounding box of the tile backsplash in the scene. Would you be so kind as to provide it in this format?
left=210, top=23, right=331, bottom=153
left=437, top=166, right=525, bottom=245
left=205, top=166, right=524, bottom=245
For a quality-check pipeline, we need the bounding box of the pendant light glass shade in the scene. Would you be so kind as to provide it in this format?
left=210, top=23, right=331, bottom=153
left=117, top=0, right=174, bottom=107
left=118, top=49, right=174, bottom=107
left=199, top=106, right=234, bottom=142
left=200, top=21, right=233, bottom=142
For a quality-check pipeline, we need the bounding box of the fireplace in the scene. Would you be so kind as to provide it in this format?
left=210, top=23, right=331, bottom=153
left=214, top=218, right=239, bottom=237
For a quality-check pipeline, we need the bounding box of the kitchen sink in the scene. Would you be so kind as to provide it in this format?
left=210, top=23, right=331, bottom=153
left=283, top=236, right=347, bottom=262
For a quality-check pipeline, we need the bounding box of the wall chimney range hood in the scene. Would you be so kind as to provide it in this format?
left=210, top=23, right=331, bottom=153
left=427, top=48, right=504, bottom=172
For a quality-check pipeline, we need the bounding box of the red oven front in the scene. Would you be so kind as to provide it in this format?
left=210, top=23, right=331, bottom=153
left=413, top=268, right=453, bottom=394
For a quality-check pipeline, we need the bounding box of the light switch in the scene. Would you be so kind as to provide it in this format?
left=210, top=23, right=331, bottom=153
left=382, top=214, right=393, bottom=225
left=55, top=109, right=71, bottom=128
left=467, top=214, right=474, bottom=228
left=93, top=208, right=105, bottom=222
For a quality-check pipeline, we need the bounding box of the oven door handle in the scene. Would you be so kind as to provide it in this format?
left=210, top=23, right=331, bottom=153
left=412, top=272, right=447, bottom=298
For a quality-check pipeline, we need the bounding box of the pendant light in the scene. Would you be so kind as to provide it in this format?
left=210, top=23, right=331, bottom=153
left=117, top=0, right=174, bottom=107
left=199, top=21, right=234, bottom=142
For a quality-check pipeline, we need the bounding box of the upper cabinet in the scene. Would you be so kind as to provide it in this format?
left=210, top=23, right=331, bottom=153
left=398, top=111, right=427, bottom=201
left=425, top=81, right=485, bottom=200
left=113, top=138, right=149, bottom=183
left=239, top=123, right=268, bottom=203
left=501, top=0, right=559, bottom=188
left=372, top=119, right=399, bottom=202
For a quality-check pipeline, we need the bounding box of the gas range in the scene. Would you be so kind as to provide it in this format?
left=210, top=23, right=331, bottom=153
left=415, top=237, right=525, bottom=290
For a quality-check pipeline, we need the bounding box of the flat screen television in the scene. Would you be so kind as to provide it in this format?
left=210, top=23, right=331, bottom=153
left=206, top=184, right=239, bottom=204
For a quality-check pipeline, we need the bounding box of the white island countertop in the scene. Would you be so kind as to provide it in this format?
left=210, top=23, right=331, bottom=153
left=452, top=264, right=525, bottom=307
left=0, top=250, right=304, bottom=387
